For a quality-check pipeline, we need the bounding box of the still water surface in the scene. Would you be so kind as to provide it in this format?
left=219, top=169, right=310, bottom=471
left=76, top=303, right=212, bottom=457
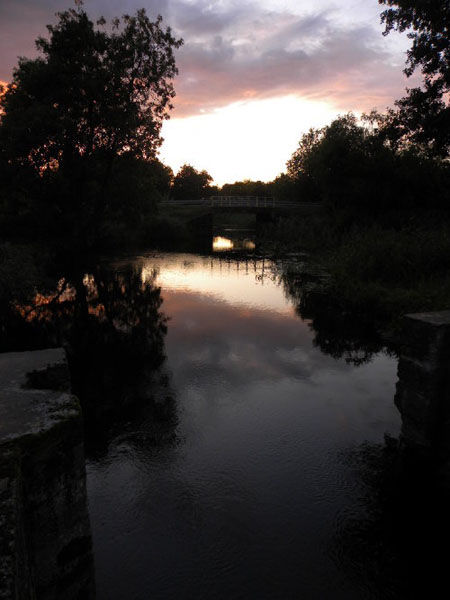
left=86, top=251, right=400, bottom=599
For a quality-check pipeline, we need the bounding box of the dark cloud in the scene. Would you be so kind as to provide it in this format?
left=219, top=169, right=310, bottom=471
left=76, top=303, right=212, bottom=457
left=0, top=0, right=407, bottom=115
left=168, top=0, right=249, bottom=36
left=172, top=6, right=406, bottom=116
left=0, top=0, right=167, bottom=80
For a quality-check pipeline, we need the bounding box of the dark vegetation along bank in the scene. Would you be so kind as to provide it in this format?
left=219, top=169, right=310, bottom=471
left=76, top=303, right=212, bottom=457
left=0, top=0, right=449, bottom=344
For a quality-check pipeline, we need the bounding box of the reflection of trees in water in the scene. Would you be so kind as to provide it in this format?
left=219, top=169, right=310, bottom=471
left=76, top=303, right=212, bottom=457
left=279, top=266, right=388, bottom=366
left=6, top=264, right=177, bottom=451
left=172, top=253, right=389, bottom=366
left=67, top=267, right=166, bottom=407
left=204, top=254, right=389, bottom=365
left=297, top=287, right=385, bottom=366
left=279, top=258, right=450, bottom=595
left=68, top=267, right=175, bottom=453
left=333, top=438, right=450, bottom=599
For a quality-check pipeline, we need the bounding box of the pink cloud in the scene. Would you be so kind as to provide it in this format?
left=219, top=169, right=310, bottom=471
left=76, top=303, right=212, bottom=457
left=0, top=1, right=411, bottom=118
left=171, top=12, right=409, bottom=117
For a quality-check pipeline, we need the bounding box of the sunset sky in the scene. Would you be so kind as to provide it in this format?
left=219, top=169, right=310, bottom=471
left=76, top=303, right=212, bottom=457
left=0, top=0, right=412, bottom=184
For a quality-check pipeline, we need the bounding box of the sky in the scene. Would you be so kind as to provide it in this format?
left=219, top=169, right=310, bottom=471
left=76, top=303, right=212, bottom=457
left=0, top=0, right=412, bottom=185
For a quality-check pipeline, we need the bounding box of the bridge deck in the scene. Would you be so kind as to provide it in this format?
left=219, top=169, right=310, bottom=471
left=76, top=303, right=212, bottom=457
left=160, top=196, right=321, bottom=210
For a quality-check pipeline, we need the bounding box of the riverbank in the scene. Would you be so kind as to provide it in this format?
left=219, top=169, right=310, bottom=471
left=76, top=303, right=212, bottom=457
left=261, top=209, right=450, bottom=336
left=3, top=206, right=450, bottom=358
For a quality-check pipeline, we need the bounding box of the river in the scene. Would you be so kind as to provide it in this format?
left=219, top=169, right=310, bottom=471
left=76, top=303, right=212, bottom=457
left=84, top=248, right=401, bottom=599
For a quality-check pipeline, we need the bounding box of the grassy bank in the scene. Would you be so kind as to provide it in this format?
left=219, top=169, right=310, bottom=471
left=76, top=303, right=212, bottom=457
left=262, top=210, right=450, bottom=333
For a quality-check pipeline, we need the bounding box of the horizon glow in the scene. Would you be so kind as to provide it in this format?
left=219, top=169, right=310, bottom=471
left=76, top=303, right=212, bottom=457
left=160, top=95, right=338, bottom=185
left=0, top=0, right=413, bottom=185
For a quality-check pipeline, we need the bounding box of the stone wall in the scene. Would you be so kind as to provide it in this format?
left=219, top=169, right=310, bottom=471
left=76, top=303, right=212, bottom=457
left=0, top=349, right=94, bottom=599
left=395, top=311, right=450, bottom=457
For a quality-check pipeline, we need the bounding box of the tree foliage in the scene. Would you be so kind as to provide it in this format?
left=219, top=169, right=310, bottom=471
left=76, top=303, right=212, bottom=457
left=0, top=4, right=182, bottom=246
left=219, top=177, right=300, bottom=202
left=379, top=0, right=450, bottom=157
left=287, top=113, right=450, bottom=211
left=267, top=174, right=299, bottom=202
left=287, top=115, right=382, bottom=208
left=171, top=164, right=213, bottom=200
left=221, top=180, right=268, bottom=197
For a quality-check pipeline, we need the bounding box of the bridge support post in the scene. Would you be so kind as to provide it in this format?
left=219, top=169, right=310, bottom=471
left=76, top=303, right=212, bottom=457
left=186, top=212, right=213, bottom=250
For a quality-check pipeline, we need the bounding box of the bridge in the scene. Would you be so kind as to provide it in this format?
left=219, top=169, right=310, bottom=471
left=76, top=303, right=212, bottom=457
left=160, top=196, right=321, bottom=212
left=158, top=196, right=322, bottom=250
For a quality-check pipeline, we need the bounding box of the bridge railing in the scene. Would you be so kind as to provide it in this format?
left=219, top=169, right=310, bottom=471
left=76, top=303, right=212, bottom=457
left=159, top=197, right=322, bottom=210
left=159, top=198, right=207, bottom=206
left=208, top=196, right=276, bottom=208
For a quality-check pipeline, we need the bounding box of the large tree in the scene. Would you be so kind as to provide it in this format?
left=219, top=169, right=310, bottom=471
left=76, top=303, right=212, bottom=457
left=171, top=164, right=213, bottom=200
left=286, top=113, right=449, bottom=211
left=379, top=0, right=450, bottom=157
left=287, top=115, right=387, bottom=209
left=0, top=3, right=182, bottom=245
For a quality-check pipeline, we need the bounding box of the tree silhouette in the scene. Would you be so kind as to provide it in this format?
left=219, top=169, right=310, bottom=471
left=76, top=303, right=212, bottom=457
left=287, top=114, right=449, bottom=211
left=0, top=4, right=182, bottom=245
left=171, top=164, right=213, bottom=200
left=379, top=0, right=450, bottom=157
